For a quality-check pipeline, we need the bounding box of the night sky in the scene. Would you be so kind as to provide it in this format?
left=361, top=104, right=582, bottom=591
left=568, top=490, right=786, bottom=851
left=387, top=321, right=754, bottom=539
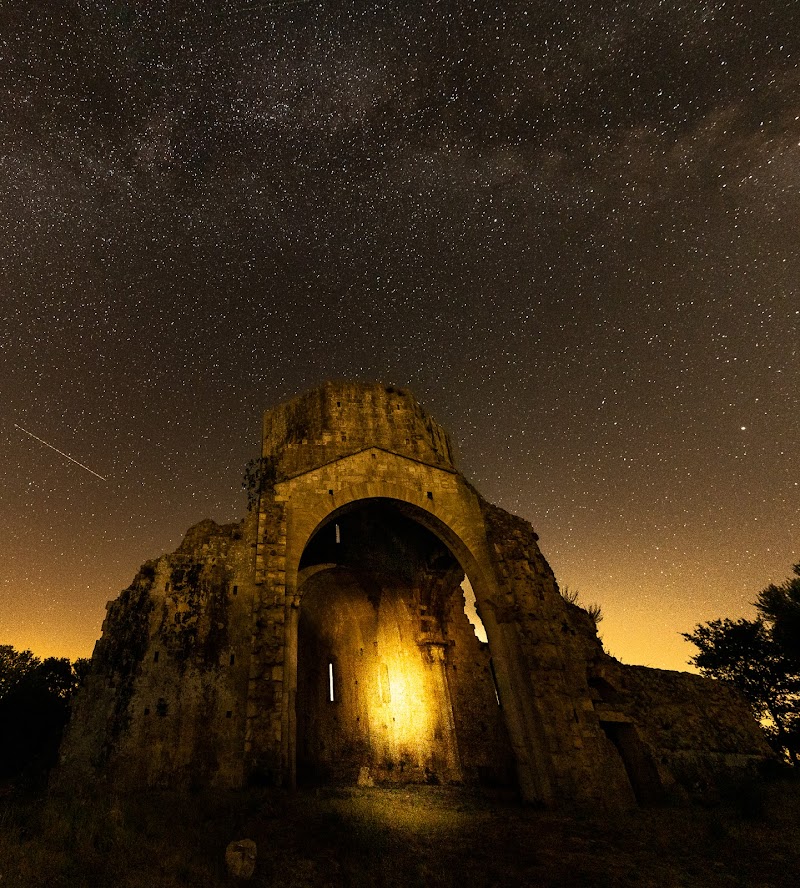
left=2, top=1, right=798, bottom=671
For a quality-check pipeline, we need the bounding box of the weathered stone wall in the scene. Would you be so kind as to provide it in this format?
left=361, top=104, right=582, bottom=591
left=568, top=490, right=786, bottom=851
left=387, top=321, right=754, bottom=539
left=58, top=516, right=261, bottom=790
left=445, top=589, right=517, bottom=786
left=296, top=567, right=461, bottom=785
left=608, top=665, right=772, bottom=792
left=55, top=565, right=155, bottom=789
left=246, top=492, right=288, bottom=785
left=476, top=500, right=772, bottom=804
left=479, top=501, right=639, bottom=807
left=262, top=381, right=455, bottom=479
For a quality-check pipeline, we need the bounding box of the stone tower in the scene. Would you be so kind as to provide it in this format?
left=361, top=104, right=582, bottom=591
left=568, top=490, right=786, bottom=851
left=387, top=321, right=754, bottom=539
left=57, top=381, right=769, bottom=805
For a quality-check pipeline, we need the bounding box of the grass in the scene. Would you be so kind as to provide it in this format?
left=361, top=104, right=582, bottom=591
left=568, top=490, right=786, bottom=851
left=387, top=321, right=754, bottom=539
left=1, top=776, right=799, bottom=887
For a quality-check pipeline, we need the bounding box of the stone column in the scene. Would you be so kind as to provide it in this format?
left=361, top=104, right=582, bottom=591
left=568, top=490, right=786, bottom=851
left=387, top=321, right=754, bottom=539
left=421, top=640, right=462, bottom=782
left=282, top=595, right=300, bottom=788
left=481, top=608, right=555, bottom=805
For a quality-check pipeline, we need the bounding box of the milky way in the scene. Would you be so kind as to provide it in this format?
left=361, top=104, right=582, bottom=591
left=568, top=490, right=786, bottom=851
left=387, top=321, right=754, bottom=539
left=2, top=1, right=798, bottom=669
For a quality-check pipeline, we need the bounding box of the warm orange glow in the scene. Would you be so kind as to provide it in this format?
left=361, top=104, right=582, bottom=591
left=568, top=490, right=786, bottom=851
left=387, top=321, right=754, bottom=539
left=369, top=601, right=435, bottom=755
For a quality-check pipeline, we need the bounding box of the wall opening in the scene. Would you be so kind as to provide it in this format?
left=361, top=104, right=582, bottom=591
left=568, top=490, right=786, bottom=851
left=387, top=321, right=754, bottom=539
left=489, top=659, right=502, bottom=707
left=600, top=721, right=665, bottom=805
left=295, top=498, right=516, bottom=788
left=461, top=577, right=488, bottom=642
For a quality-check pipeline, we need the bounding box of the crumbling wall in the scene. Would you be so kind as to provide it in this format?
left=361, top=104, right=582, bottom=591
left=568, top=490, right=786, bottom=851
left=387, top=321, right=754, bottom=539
left=262, top=381, right=455, bottom=479
left=445, top=589, right=517, bottom=786
left=562, top=581, right=772, bottom=798
left=58, top=516, right=260, bottom=791
left=55, top=564, right=155, bottom=789
left=611, top=665, right=772, bottom=792
left=480, top=500, right=638, bottom=806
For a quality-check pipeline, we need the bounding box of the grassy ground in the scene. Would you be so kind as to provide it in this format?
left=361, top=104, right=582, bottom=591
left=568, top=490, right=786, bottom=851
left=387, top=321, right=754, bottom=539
left=1, top=776, right=798, bottom=887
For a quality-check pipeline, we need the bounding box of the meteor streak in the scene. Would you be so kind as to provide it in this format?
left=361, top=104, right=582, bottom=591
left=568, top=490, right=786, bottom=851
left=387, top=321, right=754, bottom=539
left=14, top=423, right=108, bottom=481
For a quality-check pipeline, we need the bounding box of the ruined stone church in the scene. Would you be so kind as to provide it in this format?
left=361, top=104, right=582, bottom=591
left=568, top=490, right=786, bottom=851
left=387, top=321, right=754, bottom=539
left=58, top=382, right=768, bottom=806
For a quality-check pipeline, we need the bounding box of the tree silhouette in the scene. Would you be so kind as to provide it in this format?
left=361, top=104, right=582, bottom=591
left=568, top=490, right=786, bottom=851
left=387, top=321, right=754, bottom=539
left=756, top=564, right=800, bottom=666
left=683, top=565, right=800, bottom=764
left=0, top=646, right=86, bottom=788
left=242, top=456, right=277, bottom=510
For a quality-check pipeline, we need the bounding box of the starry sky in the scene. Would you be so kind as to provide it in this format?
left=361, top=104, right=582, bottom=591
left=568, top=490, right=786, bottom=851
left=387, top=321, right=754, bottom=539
left=2, top=1, right=798, bottom=671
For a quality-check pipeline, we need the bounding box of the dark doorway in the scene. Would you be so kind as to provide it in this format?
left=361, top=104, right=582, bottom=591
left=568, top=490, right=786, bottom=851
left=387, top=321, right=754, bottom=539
left=600, top=720, right=665, bottom=805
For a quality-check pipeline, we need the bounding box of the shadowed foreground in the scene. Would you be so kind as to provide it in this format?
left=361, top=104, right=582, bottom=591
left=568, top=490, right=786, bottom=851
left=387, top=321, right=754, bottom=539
left=1, top=780, right=799, bottom=887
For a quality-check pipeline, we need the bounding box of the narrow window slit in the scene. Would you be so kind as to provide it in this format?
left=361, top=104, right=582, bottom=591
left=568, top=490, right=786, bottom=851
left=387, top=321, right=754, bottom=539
left=489, top=659, right=502, bottom=707
left=328, top=662, right=335, bottom=702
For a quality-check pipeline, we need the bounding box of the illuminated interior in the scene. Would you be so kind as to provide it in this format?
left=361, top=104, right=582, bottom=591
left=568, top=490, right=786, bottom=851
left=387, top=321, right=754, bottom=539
left=295, top=499, right=515, bottom=787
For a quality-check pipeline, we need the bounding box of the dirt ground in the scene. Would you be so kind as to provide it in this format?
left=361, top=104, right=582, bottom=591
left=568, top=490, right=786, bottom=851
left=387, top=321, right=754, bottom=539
left=1, top=777, right=798, bottom=887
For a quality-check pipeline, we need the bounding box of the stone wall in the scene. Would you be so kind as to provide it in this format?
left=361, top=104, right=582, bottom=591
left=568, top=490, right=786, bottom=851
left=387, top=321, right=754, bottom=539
left=58, top=516, right=260, bottom=790
left=479, top=501, right=640, bottom=806
left=262, top=381, right=455, bottom=479
left=611, top=665, right=771, bottom=792
left=445, top=588, right=517, bottom=786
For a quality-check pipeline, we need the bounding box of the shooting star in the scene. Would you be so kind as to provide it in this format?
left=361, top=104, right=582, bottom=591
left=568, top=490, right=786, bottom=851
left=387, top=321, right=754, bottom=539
left=14, top=423, right=108, bottom=481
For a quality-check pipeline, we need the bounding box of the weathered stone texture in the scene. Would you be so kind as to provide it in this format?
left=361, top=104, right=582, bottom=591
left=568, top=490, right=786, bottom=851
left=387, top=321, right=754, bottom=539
left=605, top=665, right=770, bottom=792
left=262, top=380, right=455, bottom=479
left=56, top=381, right=771, bottom=806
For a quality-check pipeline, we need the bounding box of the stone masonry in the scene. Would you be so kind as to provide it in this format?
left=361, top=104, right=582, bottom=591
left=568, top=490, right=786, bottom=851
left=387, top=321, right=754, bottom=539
left=56, top=381, right=771, bottom=807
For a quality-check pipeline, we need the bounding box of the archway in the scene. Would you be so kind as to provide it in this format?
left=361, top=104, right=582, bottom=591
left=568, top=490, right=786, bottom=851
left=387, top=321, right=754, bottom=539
left=294, top=498, right=515, bottom=787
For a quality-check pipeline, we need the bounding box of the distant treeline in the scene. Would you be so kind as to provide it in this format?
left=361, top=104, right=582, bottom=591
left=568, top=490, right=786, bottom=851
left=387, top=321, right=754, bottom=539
left=0, top=646, right=89, bottom=790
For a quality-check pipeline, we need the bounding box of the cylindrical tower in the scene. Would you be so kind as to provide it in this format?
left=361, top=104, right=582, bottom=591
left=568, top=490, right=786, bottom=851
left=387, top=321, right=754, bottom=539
left=262, top=381, right=456, bottom=478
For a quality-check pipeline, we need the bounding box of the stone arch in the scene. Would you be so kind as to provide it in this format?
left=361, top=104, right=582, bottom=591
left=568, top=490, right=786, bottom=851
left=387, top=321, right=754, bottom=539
left=289, top=489, right=497, bottom=623
left=268, top=455, right=558, bottom=801
left=284, top=492, right=518, bottom=789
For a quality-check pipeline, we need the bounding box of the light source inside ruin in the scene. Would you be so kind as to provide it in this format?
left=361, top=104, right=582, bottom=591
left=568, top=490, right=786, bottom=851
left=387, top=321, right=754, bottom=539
left=369, top=621, right=436, bottom=751
left=294, top=498, right=511, bottom=786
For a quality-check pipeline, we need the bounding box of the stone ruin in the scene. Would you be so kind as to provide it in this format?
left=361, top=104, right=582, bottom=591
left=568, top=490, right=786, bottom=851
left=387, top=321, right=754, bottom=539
left=57, top=381, right=770, bottom=806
